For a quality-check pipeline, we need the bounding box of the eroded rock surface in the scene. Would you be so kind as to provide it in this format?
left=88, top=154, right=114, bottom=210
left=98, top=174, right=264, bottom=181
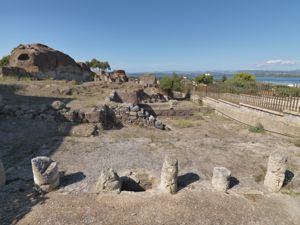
left=2, top=43, right=94, bottom=81
left=264, top=151, right=288, bottom=192
left=95, top=168, right=120, bottom=193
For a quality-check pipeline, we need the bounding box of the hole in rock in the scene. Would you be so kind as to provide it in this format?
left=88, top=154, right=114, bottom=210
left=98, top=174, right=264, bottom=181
left=18, top=54, right=30, bottom=61
left=120, top=172, right=153, bottom=192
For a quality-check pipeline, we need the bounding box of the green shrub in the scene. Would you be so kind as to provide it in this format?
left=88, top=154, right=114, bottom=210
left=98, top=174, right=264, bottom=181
left=249, top=122, right=264, bottom=133
left=233, top=72, right=256, bottom=82
left=0, top=55, right=10, bottom=67
left=160, top=73, right=183, bottom=93
left=195, top=73, right=213, bottom=84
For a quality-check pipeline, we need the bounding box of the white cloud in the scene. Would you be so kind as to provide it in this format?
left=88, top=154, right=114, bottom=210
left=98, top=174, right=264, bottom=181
left=258, top=59, right=300, bottom=66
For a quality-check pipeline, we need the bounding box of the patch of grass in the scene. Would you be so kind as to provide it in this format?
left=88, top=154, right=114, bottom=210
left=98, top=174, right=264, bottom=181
left=170, top=119, right=201, bottom=128
left=249, top=122, right=264, bottom=133
left=281, top=188, right=300, bottom=197
left=0, top=75, right=32, bottom=83
left=293, top=138, right=300, bottom=147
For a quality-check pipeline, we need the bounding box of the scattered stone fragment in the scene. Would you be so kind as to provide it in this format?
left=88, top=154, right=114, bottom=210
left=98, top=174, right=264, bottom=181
left=148, top=115, right=155, bottom=123
left=155, top=119, right=165, bottom=130
left=95, top=168, right=120, bottom=193
left=31, top=156, right=59, bottom=192
left=51, top=100, right=66, bottom=110
left=70, top=124, right=97, bottom=137
left=212, top=167, right=231, bottom=192
left=161, top=155, right=178, bottom=194
left=0, top=159, right=5, bottom=186
left=264, top=151, right=288, bottom=192
left=131, top=105, right=140, bottom=112
left=84, top=111, right=100, bottom=123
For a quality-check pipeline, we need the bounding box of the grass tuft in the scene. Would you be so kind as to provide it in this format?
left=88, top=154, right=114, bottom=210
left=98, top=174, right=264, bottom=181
left=293, top=138, right=300, bottom=147
left=249, top=122, right=264, bottom=133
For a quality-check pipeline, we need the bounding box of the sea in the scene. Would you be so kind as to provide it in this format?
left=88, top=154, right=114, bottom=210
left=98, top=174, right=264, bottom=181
left=213, top=75, right=300, bottom=86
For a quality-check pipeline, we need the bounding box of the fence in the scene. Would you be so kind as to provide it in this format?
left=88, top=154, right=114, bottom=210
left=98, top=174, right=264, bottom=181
left=194, top=84, right=300, bottom=113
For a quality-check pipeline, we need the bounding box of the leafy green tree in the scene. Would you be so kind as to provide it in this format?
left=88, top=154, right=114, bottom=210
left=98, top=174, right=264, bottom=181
left=195, top=73, right=214, bottom=84
left=160, top=73, right=183, bottom=94
left=171, top=73, right=182, bottom=92
left=160, top=76, right=173, bottom=93
left=0, top=55, right=10, bottom=67
left=86, top=58, right=111, bottom=71
left=233, top=72, right=256, bottom=82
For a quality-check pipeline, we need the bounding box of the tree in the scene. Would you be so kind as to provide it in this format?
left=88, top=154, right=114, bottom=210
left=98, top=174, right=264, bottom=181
left=233, top=72, right=256, bottom=82
left=86, top=58, right=111, bottom=71
left=160, top=76, right=173, bottom=93
left=159, top=73, right=183, bottom=94
left=195, top=73, right=214, bottom=84
left=0, top=55, right=10, bottom=67
left=221, top=75, right=227, bottom=82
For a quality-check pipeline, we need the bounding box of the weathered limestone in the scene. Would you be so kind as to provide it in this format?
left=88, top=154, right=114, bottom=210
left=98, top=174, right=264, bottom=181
left=161, top=156, right=178, bottom=194
left=51, top=100, right=66, bottom=110
left=264, top=151, right=288, bottom=192
left=212, top=167, right=231, bottom=192
left=70, top=124, right=97, bottom=137
left=4, top=43, right=94, bottom=81
left=31, top=156, right=59, bottom=192
left=0, top=159, right=6, bottom=186
left=95, top=168, right=120, bottom=193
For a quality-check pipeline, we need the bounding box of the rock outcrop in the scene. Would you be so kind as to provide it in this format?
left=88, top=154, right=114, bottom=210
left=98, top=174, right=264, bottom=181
left=94, top=70, right=128, bottom=83
left=1, top=43, right=94, bottom=81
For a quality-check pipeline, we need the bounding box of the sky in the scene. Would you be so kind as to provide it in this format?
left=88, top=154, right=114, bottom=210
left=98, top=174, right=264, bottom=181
left=0, top=0, right=300, bottom=73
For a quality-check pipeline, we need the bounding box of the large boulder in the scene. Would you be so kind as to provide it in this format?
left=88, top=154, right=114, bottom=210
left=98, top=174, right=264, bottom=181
left=2, top=43, right=94, bottom=81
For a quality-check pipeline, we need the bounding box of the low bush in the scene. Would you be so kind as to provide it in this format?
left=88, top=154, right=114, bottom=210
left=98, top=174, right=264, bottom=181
left=249, top=122, right=264, bottom=133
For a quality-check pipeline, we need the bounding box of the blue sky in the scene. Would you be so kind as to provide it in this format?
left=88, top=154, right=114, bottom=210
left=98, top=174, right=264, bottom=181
left=0, top=0, right=300, bottom=72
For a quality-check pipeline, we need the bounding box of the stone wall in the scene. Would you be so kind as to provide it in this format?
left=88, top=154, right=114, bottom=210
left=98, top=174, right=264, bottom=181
left=203, top=97, right=300, bottom=137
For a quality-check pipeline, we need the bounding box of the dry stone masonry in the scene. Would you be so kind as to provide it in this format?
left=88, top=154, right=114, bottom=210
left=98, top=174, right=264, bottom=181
left=95, top=168, right=121, bottom=193
left=212, top=167, right=231, bottom=192
left=160, top=156, right=178, bottom=194
left=31, top=156, right=60, bottom=192
left=0, top=159, right=5, bottom=187
left=264, top=151, right=288, bottom=192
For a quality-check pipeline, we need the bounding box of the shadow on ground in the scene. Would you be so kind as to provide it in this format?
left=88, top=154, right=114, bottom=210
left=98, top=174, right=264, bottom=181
left=178, top=172, right=200, bottom=191
left=60, top=172, right=86, bottom=187
left=0, top=83, right=74, bottom=225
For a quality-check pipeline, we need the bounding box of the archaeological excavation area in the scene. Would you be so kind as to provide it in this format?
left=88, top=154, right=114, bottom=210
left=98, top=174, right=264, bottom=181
left=0, top=79, right=299, bottom=225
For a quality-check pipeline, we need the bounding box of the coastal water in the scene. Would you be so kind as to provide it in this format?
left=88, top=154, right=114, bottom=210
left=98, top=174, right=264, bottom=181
left=214, top=75, right=300, bottom=86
